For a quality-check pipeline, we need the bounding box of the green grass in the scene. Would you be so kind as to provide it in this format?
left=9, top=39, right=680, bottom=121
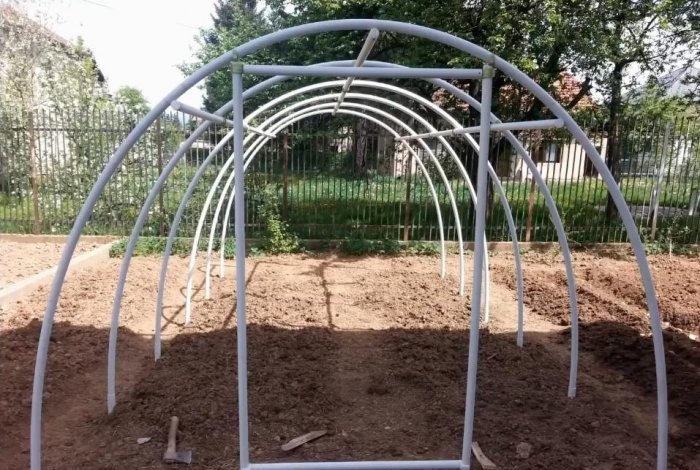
left=108, top=236, right=236, bottom=258
left=106, top=235, right=442, bottom=258
left=3, top=171, right=699, bottom=245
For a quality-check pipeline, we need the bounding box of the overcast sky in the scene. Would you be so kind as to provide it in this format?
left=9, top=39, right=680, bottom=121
left=21, top=1, right=696, bottom=108
left=37, top=0, right=214, bottom=107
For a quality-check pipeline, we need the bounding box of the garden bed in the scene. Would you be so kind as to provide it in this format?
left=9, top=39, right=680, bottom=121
left=1, top=251, right=698, bottom=469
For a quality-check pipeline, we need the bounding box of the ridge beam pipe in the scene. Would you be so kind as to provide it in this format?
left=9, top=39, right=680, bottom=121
left=396, top=119, right=564, bottom=140
left=243, top=65, right=482, bottom=80
left=170, top=100, right=275, bottom=138
left=333, top=28, right=380, bottom=115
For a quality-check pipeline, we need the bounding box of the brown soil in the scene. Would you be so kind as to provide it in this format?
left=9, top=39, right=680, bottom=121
left=1, top=251, right=698, bottom=469
left=0, top=240, right=99, bottom=290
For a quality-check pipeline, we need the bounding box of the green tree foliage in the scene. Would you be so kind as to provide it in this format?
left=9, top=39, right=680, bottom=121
left=623, top=81, right=699, bottom=122
left=578, top=0, right=699, bottom=218
left=115, top=86, right=150, bottom=116
left=186, top=1, right=613, bottom=120
left=182, top=0, right=700, bottom=222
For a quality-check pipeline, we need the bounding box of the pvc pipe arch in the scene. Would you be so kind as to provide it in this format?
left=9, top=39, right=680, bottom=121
left=29, top=19, right=667, bottom=470
left=246, top=68, right=575, bottom=386
left=185, top=96, right=465, bottom=319
left=123, top=69, right=569, bottom=437
left=203, top=90, right=496, bottom=312
left=207, top=100, right=461, bottom=296
left=191, top=79, right=497, bottom=308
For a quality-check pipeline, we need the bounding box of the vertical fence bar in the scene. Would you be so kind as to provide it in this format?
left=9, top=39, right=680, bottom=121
left=650, top=124, right=672, bottom=241
left=524, top=174, right=536, bottom=242
left=27, top=111, right=41, bottom=234
left=155, top=116, right=165, bottom=236
left=282, top=133, right=289, bottom=222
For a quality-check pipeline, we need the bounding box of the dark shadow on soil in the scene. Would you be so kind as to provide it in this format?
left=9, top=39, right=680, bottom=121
left=2, top=318, right=699, bottom=470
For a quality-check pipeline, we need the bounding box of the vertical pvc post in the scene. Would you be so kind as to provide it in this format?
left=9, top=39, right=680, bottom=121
left=232, top=63, right=250, bottom=470
left=461, top=64, right=494, bottom=469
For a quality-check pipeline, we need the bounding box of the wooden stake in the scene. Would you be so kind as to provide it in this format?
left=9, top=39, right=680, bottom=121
left=403, top=151, right=413, bottom=242
left=281, top=430, right=327, bottom=452
left=525, top=176, right=537, bottom=242
left=471, top=441, right=498, bottom=470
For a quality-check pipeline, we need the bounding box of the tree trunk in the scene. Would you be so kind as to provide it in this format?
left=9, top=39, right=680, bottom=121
left=352, top=119, right=369, bottom=175
left=605, top=61, right=625, bottom=221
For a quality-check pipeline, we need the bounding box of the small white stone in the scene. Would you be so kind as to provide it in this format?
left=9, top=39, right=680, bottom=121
left=516, top=442, right=532, bottom=459
left=136, top=437, right=151, bottom=445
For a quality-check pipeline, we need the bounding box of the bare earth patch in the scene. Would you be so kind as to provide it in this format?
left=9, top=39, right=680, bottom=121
left=0, top=251, right=698, bottom=469
left=0, top=240, right=101, bottom=290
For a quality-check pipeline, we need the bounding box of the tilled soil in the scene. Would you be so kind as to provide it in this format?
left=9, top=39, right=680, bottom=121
left=1, top=251, right=698, bottom=470
left=0, top=240, right=100, bottom=289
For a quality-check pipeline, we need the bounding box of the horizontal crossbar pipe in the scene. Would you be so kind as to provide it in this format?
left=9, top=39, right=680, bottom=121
left=170, top=100, right=275, bottom=137
left=243, top=64, right=482, bottom=80
left=249, top=460, right=462, bottom=470
left=171, top=101, right=231, bottom=125
left=333, top=28, right=380, bottom=115
left=246, top=125, right=276, bottom=138
left=396, top=118, right=565, bottom=140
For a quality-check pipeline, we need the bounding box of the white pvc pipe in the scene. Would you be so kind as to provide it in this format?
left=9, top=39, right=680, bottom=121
left=397, top=118, right=564, bottom=140
left=212, top=101, right=450, bottom=285
left=244, top=64, right=483, bottom=79
left=205, top=102, right=448, bottom=293
left=195, top=102, right=458, bottom=312
left=333, top=28, right=380, bottom=114
left=171, top=100, right=275, bottom=137
left=461, top=64, right=494, bottom=465
left=30, top=21, right=666, bottom=470
left=232, top=63, right=251, bottom=470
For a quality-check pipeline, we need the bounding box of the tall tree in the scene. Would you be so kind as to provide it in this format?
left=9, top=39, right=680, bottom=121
left=183, top=0, right=273, bottom=111
left=585, top=0, right=699, bottom=219
left=115, top=86, right=150, bottom=116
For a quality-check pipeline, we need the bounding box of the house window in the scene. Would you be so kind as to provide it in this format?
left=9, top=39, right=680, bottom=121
left=544, top=143, right=561, bottom=163
left=534, top=142, right=562, bottom=163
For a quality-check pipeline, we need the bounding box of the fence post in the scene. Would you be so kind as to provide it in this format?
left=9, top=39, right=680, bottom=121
left=525, top=175, right=536, bottom=242
left=155, top=116, right=165, bottom=236
left=27, top=110, right=41, bottom=235
left=650, top=123, right=672, bottom=241
left=282, top=133, right=289, bottom=221
left=403, top=151, right=413, bottom=242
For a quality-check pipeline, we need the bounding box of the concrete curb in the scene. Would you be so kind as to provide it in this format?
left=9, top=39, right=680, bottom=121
left=0, top=234, right=116, bottom=244
left=0, top=242, right=113, bottom=305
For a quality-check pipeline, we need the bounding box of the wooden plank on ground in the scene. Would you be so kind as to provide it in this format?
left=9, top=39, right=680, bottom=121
left=471, top=441, right=498, bottom=470
left=281, top=430, right=327, bottom=451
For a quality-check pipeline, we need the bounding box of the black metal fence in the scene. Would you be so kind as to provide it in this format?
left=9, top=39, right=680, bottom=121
left=1, top=108, right=698, bottom=244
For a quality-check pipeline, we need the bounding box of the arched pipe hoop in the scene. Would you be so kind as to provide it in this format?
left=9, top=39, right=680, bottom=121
left=240, top=68, right=573, bottom=388
left=30, top=20, right=666, bottom=470
left=184, top=93, right=465, bottom=319
left=211, top=103, right=446, bottom=281
left=205, top=99, right=468, bottom=311
left=202, top=89, right=498, bottom=318
left=106, top=78, right=298, bottom=412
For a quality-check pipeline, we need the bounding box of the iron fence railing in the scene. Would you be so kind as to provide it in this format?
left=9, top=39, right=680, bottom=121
left=1, top=108, right=698, bottom=244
